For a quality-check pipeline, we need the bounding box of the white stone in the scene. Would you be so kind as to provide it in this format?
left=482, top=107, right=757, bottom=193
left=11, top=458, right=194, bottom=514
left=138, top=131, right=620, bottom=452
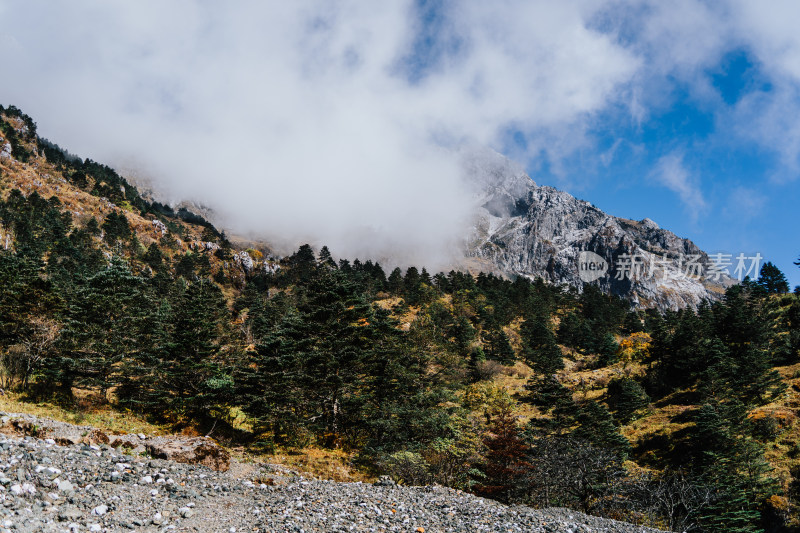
left=151, top=220, right=167, bottom=235
left=92, top=504, right=108, bottom=516
left=233, top=251, right=254, bottom=273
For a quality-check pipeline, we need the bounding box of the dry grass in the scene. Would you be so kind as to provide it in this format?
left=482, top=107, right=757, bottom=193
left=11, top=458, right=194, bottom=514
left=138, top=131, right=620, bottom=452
left=374, top=296, right=422, bottom=331
left=0, top=391, right=165, bottom=436
left=258, top=447, right=372, bottom=483
left=0, top=140, right=222, bottom=260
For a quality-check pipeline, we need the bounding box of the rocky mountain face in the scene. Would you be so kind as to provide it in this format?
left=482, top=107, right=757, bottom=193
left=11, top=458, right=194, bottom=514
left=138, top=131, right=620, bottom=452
left=462, top=150, right=730, bottom=309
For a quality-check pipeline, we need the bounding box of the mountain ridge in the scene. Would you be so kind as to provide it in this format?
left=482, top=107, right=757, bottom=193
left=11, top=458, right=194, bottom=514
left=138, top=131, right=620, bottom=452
left=462, top=149, right=732, bottom=309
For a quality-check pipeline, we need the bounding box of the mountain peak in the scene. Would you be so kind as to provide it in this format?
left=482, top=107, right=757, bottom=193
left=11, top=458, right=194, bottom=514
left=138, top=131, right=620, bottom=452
left=462, top=150, right=732, bottom=309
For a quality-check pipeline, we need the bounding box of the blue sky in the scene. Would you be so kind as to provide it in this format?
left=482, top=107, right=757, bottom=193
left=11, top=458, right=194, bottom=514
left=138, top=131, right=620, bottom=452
left=560, top=51, right=800, bottom=288
left=0, top=1, right=798, bottom=282
left=405, top=0, right=800, bottom=287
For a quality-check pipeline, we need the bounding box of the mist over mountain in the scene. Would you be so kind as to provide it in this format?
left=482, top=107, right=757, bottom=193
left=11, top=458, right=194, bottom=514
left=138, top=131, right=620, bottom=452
left=4, top=2, right=800, bottom=283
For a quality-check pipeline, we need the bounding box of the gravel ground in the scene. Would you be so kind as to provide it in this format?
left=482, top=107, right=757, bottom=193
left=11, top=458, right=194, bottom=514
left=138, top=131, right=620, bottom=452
left=0, top=414, right=667, bottom=532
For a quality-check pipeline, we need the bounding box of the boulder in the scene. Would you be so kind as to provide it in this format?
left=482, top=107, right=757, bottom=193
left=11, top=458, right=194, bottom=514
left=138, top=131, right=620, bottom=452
left=81, top=429, right=109, bottom=445
left=145, top=437, right=230, bottom=472
left=233, top=251, right=254, bottom=273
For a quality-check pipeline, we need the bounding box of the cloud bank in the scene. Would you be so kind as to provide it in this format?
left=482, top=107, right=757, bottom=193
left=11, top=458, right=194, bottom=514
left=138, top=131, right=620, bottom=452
left=1, top=1, right=800, bottom=267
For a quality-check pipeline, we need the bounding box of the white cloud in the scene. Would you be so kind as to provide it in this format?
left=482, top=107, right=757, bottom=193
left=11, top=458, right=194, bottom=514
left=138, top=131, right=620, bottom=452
left=650, top=152, right=707, bottom=217
left=2, top=1, right=800, bottom=267
left=0, top=0, right=641, bottom=268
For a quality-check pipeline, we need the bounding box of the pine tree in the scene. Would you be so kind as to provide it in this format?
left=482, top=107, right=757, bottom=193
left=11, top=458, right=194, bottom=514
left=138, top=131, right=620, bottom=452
left=713, top=286, right=785, bottom=405
left=0, top=253, right=62, bottom=389
left=486, top=329, right=517, bottom=365
left=596, top=333, right=619, bottom=367
left=691, top=402, right=777, bottom=533
left=56, top=259, right=149, bottom=396
left=200, top=226, right=218, bottom=243
left=117, top=298, right=173, bottom=413
left=606, top=377, right=650, bottom=423
left=621, top=311, right=645, bottom=334
left=85, top=216, right=101, bottom=236
left=403, top=266, right=422, bottom=305
left=387, top=267, right=403, bottom=294
left=757, top=262, right=789, bottom=294
left=520, top=316, right=563, bottom=375
left=787, top=299, right=800, bottom=361
left=101, top=211, right=131, bottom=244
left=290, top=244, right=316, bottom=282
left=525, top=375, right=576, bottom=435
left=572, top=401, right=630, bottom=457
left=143, top=242, right=164, bottom=270
left=556, top=312, right=593, bottom=352
left=241, top=269, right=373, bottom=444
left=360, top=307, right=451, bottom=452
left=317, top=245, right=337, bottom=269
left=239, top=308, right=309, bottom=443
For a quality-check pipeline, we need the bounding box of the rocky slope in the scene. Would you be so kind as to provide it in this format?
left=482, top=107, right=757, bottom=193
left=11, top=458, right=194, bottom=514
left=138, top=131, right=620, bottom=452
left=462, top=150, right=731, bottom=309
left=0, top=413, right=665, bottom=533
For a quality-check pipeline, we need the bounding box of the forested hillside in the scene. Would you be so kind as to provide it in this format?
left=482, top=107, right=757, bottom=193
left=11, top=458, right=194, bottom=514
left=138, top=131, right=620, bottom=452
left=3, top=105, right=800, bottom=532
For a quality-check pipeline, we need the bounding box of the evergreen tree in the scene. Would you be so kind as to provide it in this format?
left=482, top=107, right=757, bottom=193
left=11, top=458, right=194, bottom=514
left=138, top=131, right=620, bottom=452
left=621, top=310, right=645, bottom=334
left=56, top=259, right=149, bottom=396
left=200, top=226, right=218, bottom=243
left=241, top=269, right=372, bottom=443
left=143, top=242, right=164, bottom=270
left=596, top=333, right=619, bottom=367
left=520, top=316, right=563, bottom=374
left=757, top=261, right=789, bottom=294
left=318, top=245, right=337, bottom=269
left=485, top=329, right=517, bottom=365
left=85, top=216, right=101, bottom=236
left=556, top=312, right=593, bottom=352
left=387, top=267, right=403, bottom=294
left=360, top=307, right=452, bottom=452
left=572, top=401, right=630, bottom=457
left=289, top=244, right=317, bottom=282
left=0, top=253, right=62, bottom=389
left=606, top=377, right=650, bottom=423
left=239, top=308, right=309, bottom=443
left=525, top=375, right=576, bottom=435
left=101, top=211, right=131, bottom=244
left=713, top=285, right=785, bottom=405
left=156, top=278, right=233, bottom=423
left=690, top=402, right=778, bottom=533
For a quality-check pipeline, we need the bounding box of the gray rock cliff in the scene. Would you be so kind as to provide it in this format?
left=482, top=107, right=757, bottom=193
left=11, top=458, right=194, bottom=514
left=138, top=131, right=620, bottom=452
left=462, top=149, right=732, bottom=309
